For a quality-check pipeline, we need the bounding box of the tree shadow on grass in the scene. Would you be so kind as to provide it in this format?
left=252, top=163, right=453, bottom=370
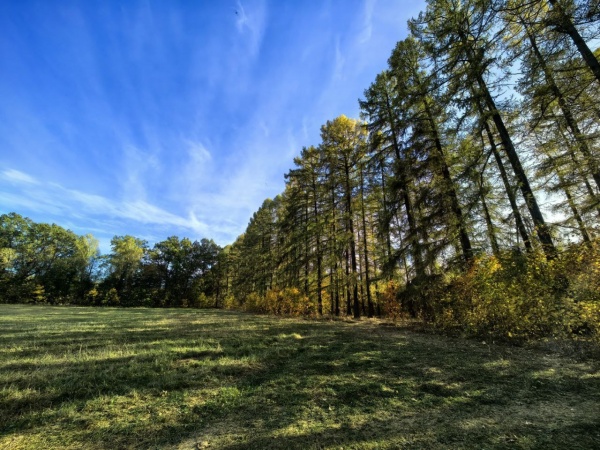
left=0, top=308, right=599, bottom=449
left=173, top=322, right=600, bottom=449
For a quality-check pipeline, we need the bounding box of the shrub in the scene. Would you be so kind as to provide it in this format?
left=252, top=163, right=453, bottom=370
left=434, top=247, right=600, bottom=340
left=379, top=280, right=402, bottom=320
left=243, top=292, right=266, bottom=314
left=222, top=294, right=237, bottom=310
left=241, top=288, right=315, bottom=316
left=191, top=292, right=213, bottom=308
left=559, top=240, right=600, bottom=338
left=102, top=288, right=120, bottom=307
left=398, top=274, right=446, bottom=321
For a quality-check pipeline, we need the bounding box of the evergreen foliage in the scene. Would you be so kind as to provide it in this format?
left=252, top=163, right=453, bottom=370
left=220, top=0, right=600, bottom=340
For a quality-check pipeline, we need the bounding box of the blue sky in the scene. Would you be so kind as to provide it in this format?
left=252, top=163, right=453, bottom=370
left=0, top=0, right=423, bottom=253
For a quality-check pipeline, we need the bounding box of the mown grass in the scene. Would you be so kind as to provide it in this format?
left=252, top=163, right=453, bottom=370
left=0, top=305, right=599, bottom=449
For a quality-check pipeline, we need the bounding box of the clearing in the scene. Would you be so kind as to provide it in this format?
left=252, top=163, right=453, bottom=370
left=0, top=305, right=598, bottom=449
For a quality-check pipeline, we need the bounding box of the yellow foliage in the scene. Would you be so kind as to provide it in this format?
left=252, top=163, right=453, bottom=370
left=31, top=284, right=46, bottom=304
left=102, top=288, right=120, bottom=307
left=243, top=292, right=265, bottom=313
left=242, top=288, right=316, bottom=317
left=379, top=280, right=403, bottom=320
left=435, top=242, right=600, bottom=340
left=222, top=295, right=237, bottom=310
left=191, top=292, right=214, bottom=308
left=232, top=240, right=600, bottom=340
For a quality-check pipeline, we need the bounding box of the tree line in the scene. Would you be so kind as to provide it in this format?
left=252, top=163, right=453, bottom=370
left=0, top=213, right=222, bottom=307
left=218, top=0, right=600, bottom=338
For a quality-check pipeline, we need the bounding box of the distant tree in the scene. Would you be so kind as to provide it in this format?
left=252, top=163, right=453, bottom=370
left=0, top=213, right=97, bottom=303
left=103, top=235, right=147, bottom=305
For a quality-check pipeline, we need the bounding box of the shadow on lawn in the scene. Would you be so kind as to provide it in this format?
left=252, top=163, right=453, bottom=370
left=0, top=307, right=599, bottom=449
left=204, top=332, right=598, bottom=449
left=174, top=321, right=598, bottom=449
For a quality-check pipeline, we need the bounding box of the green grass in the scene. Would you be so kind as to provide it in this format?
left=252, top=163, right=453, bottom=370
left=0, top=305, right=599, bottom=449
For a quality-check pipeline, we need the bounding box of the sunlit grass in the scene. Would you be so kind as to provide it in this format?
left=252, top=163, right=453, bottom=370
left=0, top=304, right=599, bottom=449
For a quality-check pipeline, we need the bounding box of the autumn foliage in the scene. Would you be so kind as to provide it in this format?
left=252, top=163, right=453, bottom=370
left=430, top=241, right=600, bottom=340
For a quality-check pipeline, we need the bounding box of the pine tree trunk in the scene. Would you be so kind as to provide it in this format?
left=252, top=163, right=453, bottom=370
left=525, top=27, right=600, bottom=190
left=385, top=91, right=425, bottom=276
left=562, top=177, right=592, bottom=244
left=556, top=125, right=600, bottom=218
left=476, top=74, right=557, bottom=259
left=479, top=183, right=500, bottom=256
left=345, top=249, right=352, bottom=316
left=344, top=160, right=361, bottom=319
left=330, top=182, right=340, bottom=316
left=311, top=174, right=323, bottom=316
left=478, top=108, right=533, bottom=251
left=379, top=162, right=394, bottom=277
left=304, top=203, right=310, bottom=298
left=547, top=0, right=600, bottom=85
left=422, top=97, right=474, bottom=264
left=359, top=166, right=374, bottom=317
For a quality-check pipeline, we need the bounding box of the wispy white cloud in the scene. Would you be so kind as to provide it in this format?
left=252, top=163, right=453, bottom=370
left=180, top=122, right=292, bottom=242
left=359, top=0, right=376, bottom=44
left=333, top=35, right=346, bottom=81
left=2, top=169, right=38, bottom=184
left=235, top=1, right=249, bottom=32
left=118, top=200, right=208, bottom=234
left=259, top=120, right=270, bottom=138
left=177, top=138, right=215, bottom=202
left=119, top=141, right=161, bottom=202
left=301, top=117, right=309, bottom=142
left=186, top=140, right=211, bottom=163
left=234, top=0, right=267, bottom=57
left=0, top=167, right=208, bottom=237
left=0, top=191, right=64, bottom=216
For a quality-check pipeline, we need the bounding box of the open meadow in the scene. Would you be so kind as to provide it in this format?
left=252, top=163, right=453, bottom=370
left=0, top=305, right=599, bottom=449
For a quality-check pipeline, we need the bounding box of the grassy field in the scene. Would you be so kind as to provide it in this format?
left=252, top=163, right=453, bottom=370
left=0, top=305, right=599, bottom=449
